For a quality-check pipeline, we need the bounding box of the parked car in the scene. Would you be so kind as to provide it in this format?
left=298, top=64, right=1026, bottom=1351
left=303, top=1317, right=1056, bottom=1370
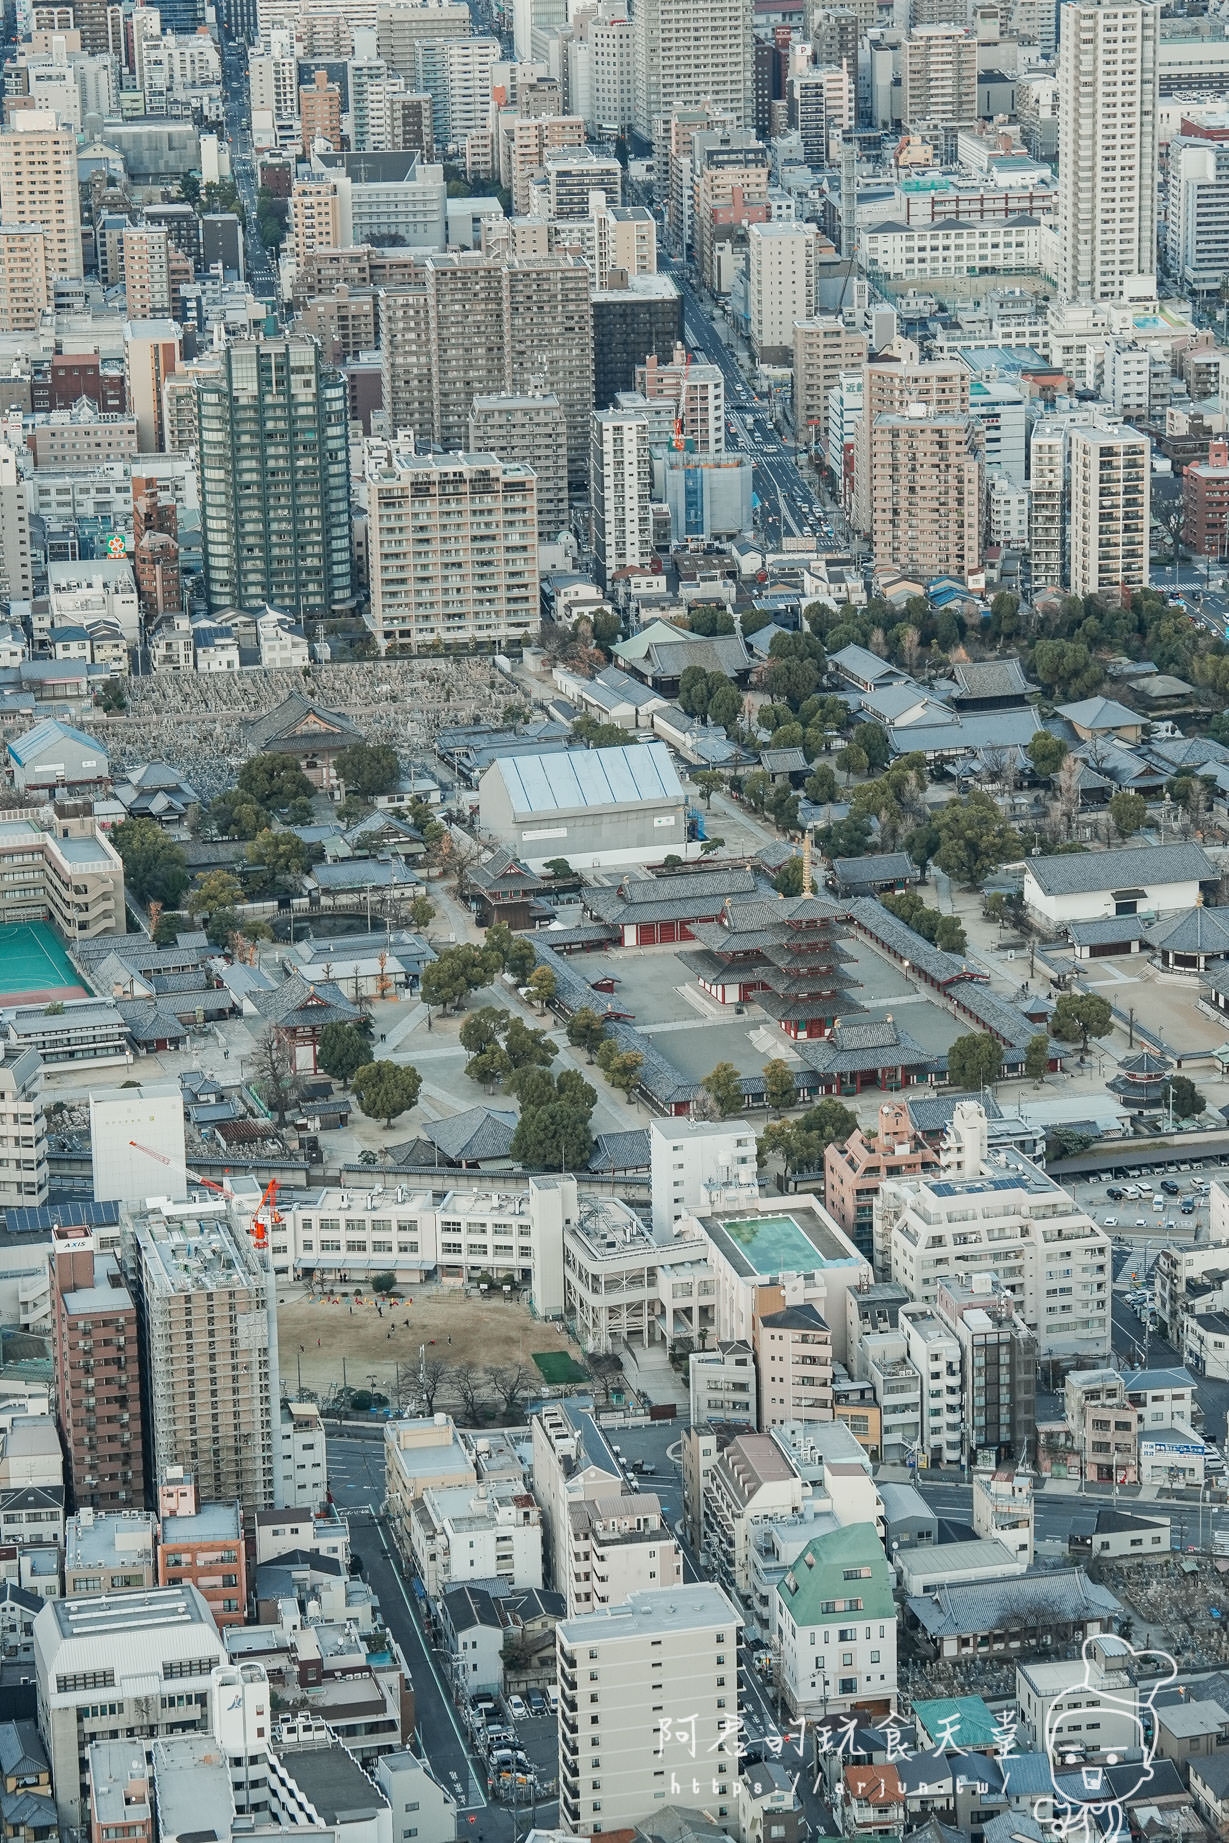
left=1107, top=1187, right=1124, bottom=1201
left=1183, top=1200, right=1196, bottom=1214
left=546, top=1686, right=559, bottom=1713
left=1135, top=1218, right=1148, bottom=1229
left=1103, top=1216, right=1118, bottom=1228
left=1162, top=1180, right=1181, bottom=1196
left=508, top=1695, right=529, bottom=1722
left=1138, top=1183, right=1155, bottom=1196
left=527, top=1690, right=548, bottom=1717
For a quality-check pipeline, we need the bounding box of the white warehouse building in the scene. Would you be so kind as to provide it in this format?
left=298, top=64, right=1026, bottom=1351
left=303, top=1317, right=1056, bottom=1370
left=477, top=740, right=693, bottom=870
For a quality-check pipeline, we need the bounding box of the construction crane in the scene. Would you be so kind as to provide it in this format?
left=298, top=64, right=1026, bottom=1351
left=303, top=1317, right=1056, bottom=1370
left=672, top=349, right=693, bottom=451
left=127, top=1140, right=280, bottom=1252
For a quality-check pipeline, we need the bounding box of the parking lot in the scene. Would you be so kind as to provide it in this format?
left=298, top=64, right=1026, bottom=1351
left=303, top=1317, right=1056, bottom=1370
left=466, top=1687, right=557, bottom=1802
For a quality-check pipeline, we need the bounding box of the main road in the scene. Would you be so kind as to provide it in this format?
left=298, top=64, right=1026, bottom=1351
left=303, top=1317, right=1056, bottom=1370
left=220, top=39, right=279, bottom=302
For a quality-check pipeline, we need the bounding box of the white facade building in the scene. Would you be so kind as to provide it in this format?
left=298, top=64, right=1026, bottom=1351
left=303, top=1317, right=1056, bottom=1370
left=649, top=1118, right=758, bottom=1236
left=747, top=222, right=817, bottom=361
left=88, top=1084, right=186, bottom=1205
left=1056, top=0, right=1158, bottom=302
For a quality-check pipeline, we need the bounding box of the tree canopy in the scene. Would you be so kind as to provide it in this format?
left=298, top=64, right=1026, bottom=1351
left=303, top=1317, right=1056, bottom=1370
left=113, top=818, right=189, bottom=908
left=352, top=1060, right=422, bottom=1125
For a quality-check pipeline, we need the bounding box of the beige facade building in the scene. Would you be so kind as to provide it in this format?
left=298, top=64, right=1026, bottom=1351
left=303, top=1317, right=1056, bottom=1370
left=631, top=0, right=752, bottom=137
left=121, top=227, right=173, bottom=320
left=869, top=408, right=983, bottom=580
left=902, top=24, right=978, bottom=127
left=1027, top=419, right=1067, bottom=588
left=126, top=1202, right=280, bottom=1513
left=691, top=131, right=770, bottom=290
left=468, top=391, right=568, bottom=539
left=1067, top=421, right=1150, bottom=595
left=0, top=224, right=50, bottom=331
left=793, top=317, right=868, bottom=446
left=557, top=1584, right=741, bottom=1835
left=753, top=1299, right=834, bottom=1428
left=748, top=221, right=818, bottom=362
left=565, top=1493, right=682, bottom=1616
left=364, top=438, right=537, bottom=652
left=590, top=407, right=652, bottom=585
left=0, top=114, right=82, bottom=284
left=124, top=320, right=180, bottom=455
left=0, top=1046, right=47, bottom=1213
left=0, top=818, right=125, bottom=938
left=637, top=347, right=724, bottom=452
left=853, top=351, right=970, bottom=532
left=291, top=177, right=343, bottom=269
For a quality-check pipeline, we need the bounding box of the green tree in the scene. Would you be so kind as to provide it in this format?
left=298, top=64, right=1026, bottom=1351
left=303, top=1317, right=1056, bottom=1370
left=572, top=716, right=628, bottom=748
left=701, top=1061, right=744, bottom=1117
left=934, top=915, right=967, bottom=954
left=317, top=1022, right=373, bottom=1083
left=467, top=1046, right=511, bottom=1089
left=187, top=868, right=244, bottom=919
left=420, top=944, right=497, bottom=1014
left=707, top=683, right=743, bottom=732
left=933, top=790, right=1022, bottom=887
left=352, top=1060, right=422, bottom=1125
left=112, top=818, right=189, bottom=907
left=763, top=1058, right=796, bottom=1114
left=152, top=910, right=185, bottom=946
left=773, top=856, right=805, bottom=897
left=526, top=966, right=556, bottom=1010
left=743, top=770, right=772, bottom=813
left=237, top=753, right=315, bottom=812
left=1108, top=790, right=1148, bottom=839
left=372, top=1272, right=396, bottom=1295
left=502, top=1017, right=555, bottom=1070
left=1024, top=1033, right=1050, bottom=1082
left=835, top=743, right=868, bottom=785
left=599, top=1047, right=643, bottom=1098
left=1165, top=1074, right=1206, bottom=1119
left=947, top=1031, right=1004, bottom=1090
left=510, top=1101, right=593, bottom=1170
left=1051, top=991, right=1113, bottom=1054
left=333, top=743, right=400, bottom=798
left=245, top=828, right=307, bottom=893
left=408, top=893, right=436, bottom=930
left=798, top=1097, right=858, bottom=1144
left=566, top=1007, right=607, bottom=1060
left=694, top=771, right=726, bottom=809
left=204, top=906, right=239, bottom=949
left=207, top=789, right=270, bottom=839
left=805, top=764, right=839, bottom=804
left=1027, top=731, right=1068, bottom=780
left=458, top=1007, right=511, bottom=1056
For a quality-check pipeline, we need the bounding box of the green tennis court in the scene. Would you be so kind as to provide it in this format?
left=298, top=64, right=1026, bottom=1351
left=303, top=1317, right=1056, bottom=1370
left=533, top=1350, right=588, bottom=1384
left=0, top=921, right=85, bottom=1002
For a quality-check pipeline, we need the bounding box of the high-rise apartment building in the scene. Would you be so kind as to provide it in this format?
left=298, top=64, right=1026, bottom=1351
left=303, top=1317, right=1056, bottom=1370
left=0, top=224, right=50, bottom=331
left=0, top=443, right=32, bottom=603
left=1056, top=0, right=1158, bottom=302
left=631, top=0, right=753, bottom=137
left=291, top=178, right=343, bottom=270
left=901, top=24, right=978, bottom=127
left=1027, top=418, right=1068, bottom=588
left=1166, top=123, right=1229, bottom=296
left=853, top=351, right=969, bottom=531
left=0, top=114, right=83, bottom=284
left=126, top=1201, right=281, bottom=1511
left=1068, top=421, right=1150, bottom=595
left=380, top=253, right=594, bottom=485
left=365, top=439, right=538, bottom=652
left=557, top=1584, right=741, bottom=1835
left=198, top=337, right=353, bottom=617
left=125, top=319, right=181, bottom=455
left=121, top=227, right=173, bottom=320
left=590, top=408, right=652, bottom=585
left=51, top=1224, right=143, bottom=1510
left=468, top=391, right=569, bottom=538
left=690, top=130, right=770, bottom=289
left=300, top=67, right=342, bottom=151
left=747, top=221, right=818, bottom=361
left=869, top=409, right=983, bottom=580
left=793, top=317, right=868, bottom=447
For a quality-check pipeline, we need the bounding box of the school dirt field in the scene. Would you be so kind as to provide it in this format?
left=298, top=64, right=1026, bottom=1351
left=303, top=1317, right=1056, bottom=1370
left=277, top=1284, right=585, bottom=1409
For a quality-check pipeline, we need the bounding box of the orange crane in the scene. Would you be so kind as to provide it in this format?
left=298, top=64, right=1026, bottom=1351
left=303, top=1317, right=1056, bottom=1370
left=672, top=350, right=692, bottom=451
left=128, top=1140, right=280, bottom=1251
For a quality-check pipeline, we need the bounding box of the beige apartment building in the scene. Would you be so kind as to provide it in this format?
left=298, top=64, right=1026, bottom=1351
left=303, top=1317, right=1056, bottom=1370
left=0, top=114, right=83, bottom=284
left=0, top=225, right=50, bottom=331
left=853, top=352, right=969, bottom=531
left=793, top=316, right=868, bottom=446
left=121, top=227, right=172, bottom=320
left=501, top=113, right=587, bottom=214
left=748, top=221, right=818, bottom=362
left=365, top=439, right=537, bottom=653
left=753, top=1298, right=834, bottom=1428
left=565, top=1494, right=683, bottom=1616
left=637, top=347, right=724, bottom=452
left=468, top=391, right=568, bottom=539
left=1028, top=419, right=1067, bottom=588
left=631, top=0, right=753, bottom=137
left=291, top=177, right=343, bottom=268
left=691, top=130, right=770, bottom=291
left=126, top=1203, right=280, bottom=1512
left=557, top=1584, right=742, bottom=1835
left=902, top=24, right=978, bottom=127
left=869, top=409, right=983, bottom=580
left=1068, top=422, right=1150, bottom=596
left=124, top=320, right=180, bottom=455
left=0, top=818, right=125, bottom=938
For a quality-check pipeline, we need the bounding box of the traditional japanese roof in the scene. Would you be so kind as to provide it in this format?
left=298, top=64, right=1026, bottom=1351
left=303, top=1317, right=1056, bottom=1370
left=587, top=1129, right=651, bottom=1173
left=1144, top=905, right=1229, bottom=957
left=797, top=1015, right=931, bottom=1076
left=830, top=852, right=919, bottom=890
left=585, top=866, right=759, bottom=926
left=949, top=658, right=1035, bottom=701
left=423, top=1108, right=517, bottom=1164
left=1057, top=695, right=1142, bottom=731
left=467, top=847, right=543, bottom=895
left=1025, top=842, right=1216, bottom=897
left=907, top=1568, right=1120, bottom=1640
left=1067, top=915, right=1148, bottom=948
left=245, top=693, right=362, bottom=754
left=253, top=973, right=360, bottom=1030
left=1115, top=1049, right=1173, bottom=1077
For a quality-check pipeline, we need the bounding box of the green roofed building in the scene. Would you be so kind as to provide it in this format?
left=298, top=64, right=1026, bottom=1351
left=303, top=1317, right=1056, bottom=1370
left=913, top=1694, right=999, bottom=1753
left=776, top=1521, right=896, bottom=1718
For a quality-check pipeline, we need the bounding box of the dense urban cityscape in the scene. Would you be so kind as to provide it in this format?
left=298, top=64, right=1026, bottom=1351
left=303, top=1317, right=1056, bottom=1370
left=3, top=0, right=1229, bottom=1837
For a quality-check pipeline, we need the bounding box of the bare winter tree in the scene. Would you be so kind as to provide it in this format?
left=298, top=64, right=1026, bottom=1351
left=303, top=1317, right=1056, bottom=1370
left=419, top=1356, right=449, bottom=1415
left=450, top=1363, right=488, bottom=1426
left=251, top=1026, right=298, bottom=1127
left=486, top=1363, right=531, bottom=1419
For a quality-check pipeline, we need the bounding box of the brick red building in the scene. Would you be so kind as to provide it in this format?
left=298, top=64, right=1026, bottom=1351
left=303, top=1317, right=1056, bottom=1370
left=50, top=1224, right=144, bottom=1511
left=1184, top=436, right=1229, bottom=558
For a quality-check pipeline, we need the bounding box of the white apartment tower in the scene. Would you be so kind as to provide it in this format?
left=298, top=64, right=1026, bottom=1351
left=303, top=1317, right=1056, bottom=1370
left=0, top=443, right=32, bottom=603
left=557, top=1584, right=741, bottom=1835
left=590, top=409, right=652, bottom=586
left=0, top=113, right=83, bottom=284
left=1068, top=422, right=1150, bottom=596
left=1056, top=0, right=1158, bottom=302
left=631, top=0, right=753, bottom=138
left=747, top=221, right=818, bottom=362
left=0, top=1046, right=48, bottom=1209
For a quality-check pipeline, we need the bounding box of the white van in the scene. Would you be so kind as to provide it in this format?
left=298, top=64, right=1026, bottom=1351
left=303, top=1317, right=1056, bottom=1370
left=1123, top=1186, right=1141, bottom=1201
